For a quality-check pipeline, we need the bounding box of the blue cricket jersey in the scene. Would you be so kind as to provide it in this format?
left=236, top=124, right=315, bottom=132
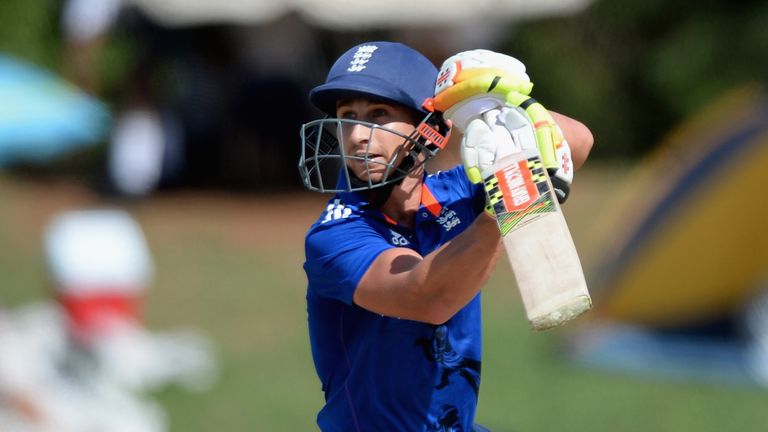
left=304, top=166, right=487, bottom=431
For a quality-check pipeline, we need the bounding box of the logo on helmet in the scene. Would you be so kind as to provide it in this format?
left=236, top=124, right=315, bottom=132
left=347, top=45, right=379, bottom=72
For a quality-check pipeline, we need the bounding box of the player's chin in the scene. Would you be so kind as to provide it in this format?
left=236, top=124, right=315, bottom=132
left=348, top=161, right=390, bottom=180
left=352, top=171, right=386, bottom=184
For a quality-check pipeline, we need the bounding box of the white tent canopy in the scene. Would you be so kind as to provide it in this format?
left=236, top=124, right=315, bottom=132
left=127, top=0, right=592, bottom=29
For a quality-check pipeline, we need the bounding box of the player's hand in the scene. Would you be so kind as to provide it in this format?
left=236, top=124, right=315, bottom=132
left=432, top=49, right=532, bottom=132
left=507, top=94, right=573, bottom=203
left=432, top=49, right=573, bottom=203
left=462, top=107, right=538, bottom=217
left=461, top=107, right=536, bottom=184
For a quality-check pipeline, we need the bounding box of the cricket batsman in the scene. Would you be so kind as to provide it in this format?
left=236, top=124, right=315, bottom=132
left=299, top=41, right=593, bottom=431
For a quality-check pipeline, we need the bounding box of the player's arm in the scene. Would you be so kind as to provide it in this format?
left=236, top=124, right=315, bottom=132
left=353, top=214, right=502, bottom=325
left=550, top=110, right=593, bottom=170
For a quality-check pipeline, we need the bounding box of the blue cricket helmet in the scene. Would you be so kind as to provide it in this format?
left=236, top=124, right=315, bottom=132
left=310, top=41, right=438, bottom=115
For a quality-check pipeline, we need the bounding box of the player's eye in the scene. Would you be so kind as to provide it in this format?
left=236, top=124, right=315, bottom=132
left=336, top=108, right=357, bottom=120
left=369, top=107, right=391, bottom=122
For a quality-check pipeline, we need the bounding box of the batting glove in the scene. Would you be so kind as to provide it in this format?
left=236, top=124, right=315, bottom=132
left=431, top=49, right=573, bottom=203
left=462, top=107, right=538, bottom=216
left=508, top=94, right=573, bottom=203
left=461, top=107, right=536, bottom=182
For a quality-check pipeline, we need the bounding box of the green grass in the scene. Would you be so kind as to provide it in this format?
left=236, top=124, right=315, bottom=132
left=1, top=168, right=767, bottom=431
left=478, top=267, right=768, bottom=431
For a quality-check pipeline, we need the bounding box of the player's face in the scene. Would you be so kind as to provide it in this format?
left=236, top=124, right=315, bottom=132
left=335, top=99, right=418, bottom=183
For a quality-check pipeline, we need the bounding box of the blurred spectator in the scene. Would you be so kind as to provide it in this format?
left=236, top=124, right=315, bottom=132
left=0, top=209, right=217, bottom=431
left=60, top=1, right=316, bottom=196
left=60, top=0, right=124, bottom=94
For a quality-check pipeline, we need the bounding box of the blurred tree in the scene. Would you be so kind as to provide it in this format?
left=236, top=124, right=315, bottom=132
left=0, top=0, right=60, bottom=69
left=501, top=0, right=768, bottom=158
left=0, top=1, right=133, bottom=104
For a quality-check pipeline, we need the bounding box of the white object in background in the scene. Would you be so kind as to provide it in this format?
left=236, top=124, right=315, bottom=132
left=91, top=321, right=218, bottom=393
left=61, top=0, right=124, bottom=43
left=44, top=209, right=154, bottom=295
left=43, top=208, right=219, bottom=392
left=108, top=110, right=166, bottom=197
left=0, top=303, right=167, bottom=432
left=743, top=284, right=768, bottom=385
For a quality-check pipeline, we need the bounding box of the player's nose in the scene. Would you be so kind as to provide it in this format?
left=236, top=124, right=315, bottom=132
left=351, top=122, right=373, bottom=141
left=344, top=122, right=373, bottom=150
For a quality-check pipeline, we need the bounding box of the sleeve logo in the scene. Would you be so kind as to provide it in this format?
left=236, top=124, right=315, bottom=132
left=321, top=199, right=352, bottom=224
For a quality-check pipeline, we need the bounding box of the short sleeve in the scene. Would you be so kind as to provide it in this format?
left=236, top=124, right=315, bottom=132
left=433, top=165, right=486, bottom=216
left=456, top=167, right=487, bottom=214
left=304, top=218, right=393, bottom=305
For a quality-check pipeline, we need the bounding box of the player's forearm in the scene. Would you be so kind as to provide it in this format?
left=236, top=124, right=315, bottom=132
left=407, top=214, right=502, bottom=324
left=353, top=214, right=502, bottom=324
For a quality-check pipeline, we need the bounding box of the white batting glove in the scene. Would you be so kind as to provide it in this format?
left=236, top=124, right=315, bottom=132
left=509, top=94, right=573, bottom=202
left=432, top=49, right=573, bottom=203
left=549, top=124, right=574, bottom=203
left=434, top=49, right=532, bottom=132
left=461, top=107, right=537, bottom=184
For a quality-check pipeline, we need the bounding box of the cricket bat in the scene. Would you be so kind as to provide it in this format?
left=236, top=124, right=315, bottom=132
left=484, top=148, right=591, bottom=330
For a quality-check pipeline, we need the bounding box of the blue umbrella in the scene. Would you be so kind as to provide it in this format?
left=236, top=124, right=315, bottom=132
left=0, top=54, right=111, bottom=167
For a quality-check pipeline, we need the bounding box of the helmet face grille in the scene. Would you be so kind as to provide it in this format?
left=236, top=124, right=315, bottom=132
left=298, top=117, right=434, bottom=193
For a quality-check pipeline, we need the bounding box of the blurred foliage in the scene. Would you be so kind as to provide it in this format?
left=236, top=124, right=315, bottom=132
left=96, top=25, right=140, bottom=103
left=0, top=0, right=60, bottom=69
left=0, top=0, right=134, bottom=104
left=502, top=0, right=768, bottom=158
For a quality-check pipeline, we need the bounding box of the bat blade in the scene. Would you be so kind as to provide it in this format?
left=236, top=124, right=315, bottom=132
left=484, top=150, right=591, bottom=330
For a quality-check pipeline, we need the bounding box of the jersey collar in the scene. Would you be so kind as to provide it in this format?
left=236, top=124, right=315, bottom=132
left=339, top=173, right=444, bottom=226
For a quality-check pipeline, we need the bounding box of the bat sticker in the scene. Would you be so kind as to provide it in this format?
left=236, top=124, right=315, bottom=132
left=484, top=155, right=556, bottom=235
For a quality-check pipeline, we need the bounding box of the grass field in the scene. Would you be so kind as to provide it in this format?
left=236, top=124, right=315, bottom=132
left=1, top=164, right=767, bottom=431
